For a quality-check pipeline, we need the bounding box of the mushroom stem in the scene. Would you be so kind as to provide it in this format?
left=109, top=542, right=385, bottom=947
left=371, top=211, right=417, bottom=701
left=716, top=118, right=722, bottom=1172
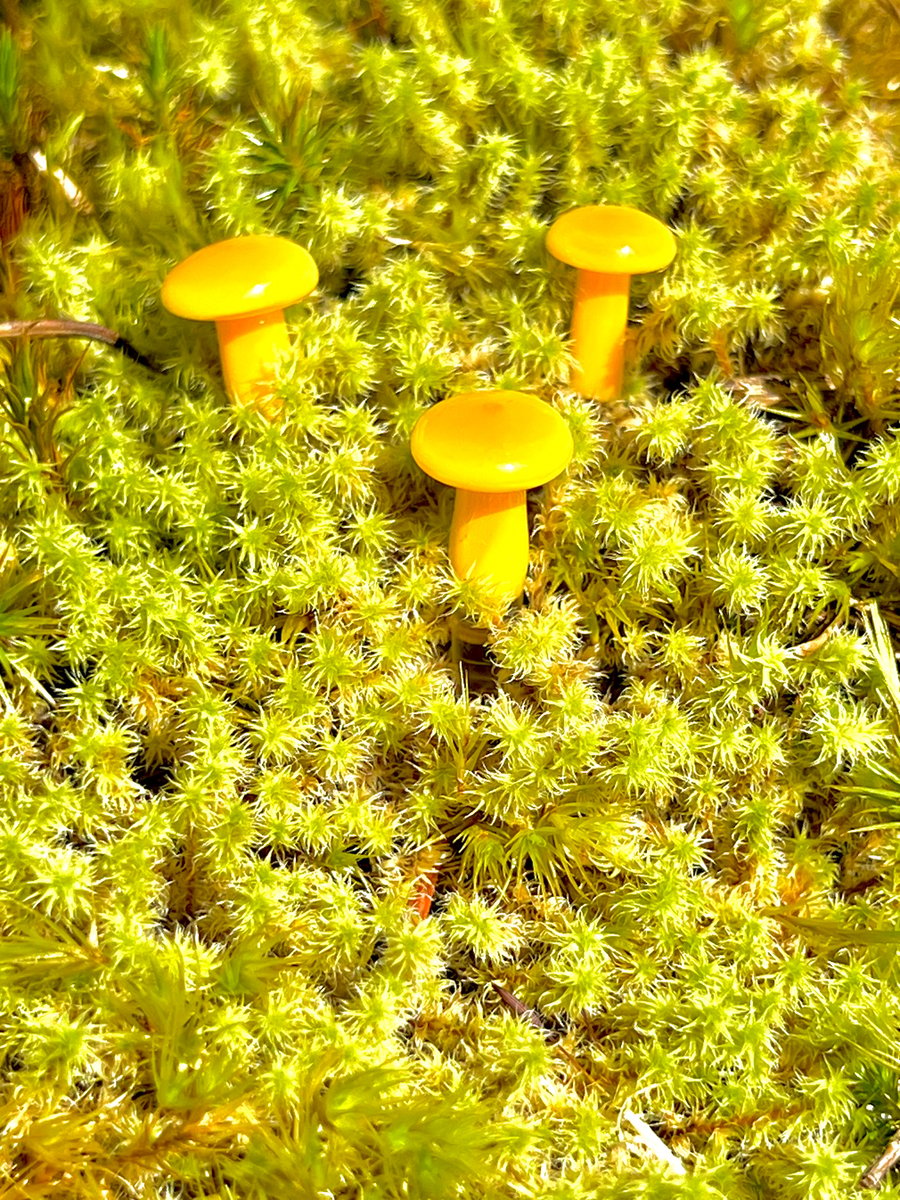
left=570, top=270, right=630, bottom=400
left=450, top=488, right=529, bottom=606
left=215, top=309, right=289, bottom=416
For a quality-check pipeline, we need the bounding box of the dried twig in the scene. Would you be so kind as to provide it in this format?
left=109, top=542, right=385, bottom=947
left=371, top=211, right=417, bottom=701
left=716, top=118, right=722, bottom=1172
left=722, top=373, right=786, bottom=407
left=491, top=982, right=562, bottom=1043
left=621, top=1109, right=686, bottom=1176
left=860, top=1130, right=900, bottom=1190
left=0, top=319, right=162, bottom=372
left=787, top=619, right=838, bottom=658
left=28, top=148, right=92, bottom=213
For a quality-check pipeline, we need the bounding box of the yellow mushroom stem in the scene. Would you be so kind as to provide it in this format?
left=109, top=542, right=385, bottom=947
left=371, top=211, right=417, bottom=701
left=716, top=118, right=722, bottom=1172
left=570, top=270, right=631, bottom=400
left=449, top=488, right=529, bottom=607
left=215, top=309, right=290, bottom=417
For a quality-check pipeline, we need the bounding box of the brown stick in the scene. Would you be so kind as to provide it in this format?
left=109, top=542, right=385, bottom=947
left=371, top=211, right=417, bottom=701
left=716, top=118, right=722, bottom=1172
left=860, top=1131, right=900, bottom=1189
left=0, top=319, right=162, bottom=372
left=491, top=982, right=561, bottom=1043
left=788, top=620, right=837, bottom=658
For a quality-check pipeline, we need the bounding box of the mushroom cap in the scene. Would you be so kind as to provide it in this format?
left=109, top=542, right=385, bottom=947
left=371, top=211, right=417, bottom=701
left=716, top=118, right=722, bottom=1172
left=161, top=235, right=318, bottom=322
left=546, top=205, right=676, bottom=275
left=411, top=390, right=574, bottom=493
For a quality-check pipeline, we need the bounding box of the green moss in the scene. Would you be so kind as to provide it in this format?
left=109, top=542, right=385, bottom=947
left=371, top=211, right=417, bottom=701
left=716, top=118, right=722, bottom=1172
left=2, top=0, right=900, bottom=1194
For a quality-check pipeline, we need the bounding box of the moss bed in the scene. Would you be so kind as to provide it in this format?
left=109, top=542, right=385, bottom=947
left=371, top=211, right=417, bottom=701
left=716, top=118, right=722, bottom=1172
left=2, top=1, right=900, bottom=1196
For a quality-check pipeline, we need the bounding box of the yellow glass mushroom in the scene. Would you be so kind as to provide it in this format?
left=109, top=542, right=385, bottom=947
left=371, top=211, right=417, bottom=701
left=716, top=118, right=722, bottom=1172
left=161, top=235, right=318, bottom=417
left=411, top=390, right=573, bottom=625
left=547, top=205, right=676, bottom=401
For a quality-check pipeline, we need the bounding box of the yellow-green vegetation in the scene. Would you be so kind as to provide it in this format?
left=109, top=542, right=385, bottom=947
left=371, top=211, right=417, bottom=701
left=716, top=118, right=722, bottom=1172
left=2, top=1, right=900, bottom=1196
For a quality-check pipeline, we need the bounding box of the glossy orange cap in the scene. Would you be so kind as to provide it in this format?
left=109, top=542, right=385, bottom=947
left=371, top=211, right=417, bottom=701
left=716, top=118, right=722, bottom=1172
left=161, top=234, right=318, bottom=322
left=547, top=205, right=676, bottom=275
left=411, top=390, right=573, bottom=493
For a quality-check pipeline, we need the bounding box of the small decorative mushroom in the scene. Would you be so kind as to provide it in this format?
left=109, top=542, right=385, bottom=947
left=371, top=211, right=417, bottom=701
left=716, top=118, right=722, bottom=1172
left=411, top=390, right=573, bottom=623
left=161, top=234, right=318, bottom=416
left=546, top=205, right=676, bottom=401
